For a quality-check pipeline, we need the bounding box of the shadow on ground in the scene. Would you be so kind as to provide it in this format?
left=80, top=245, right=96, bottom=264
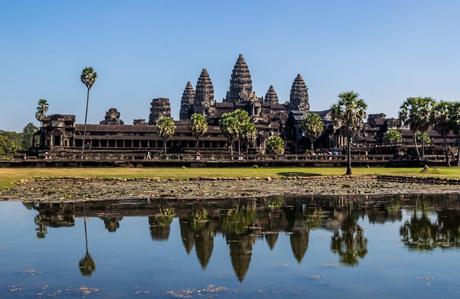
left=277, top=172, right=322, bottom=177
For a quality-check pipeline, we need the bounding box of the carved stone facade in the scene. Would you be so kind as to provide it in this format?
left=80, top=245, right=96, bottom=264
left=225, top=54, right=253, bottom=103
left=264, top=85, right=279, bottom=104
left=193, top=69, right=215, bottom=116
left=289, top=74, right=309, bottom=112
left=179, top=81, right=195, bottom=120
left=149, top=98, right=171, bottom=125
left=100, top=108, right=124, bottom=125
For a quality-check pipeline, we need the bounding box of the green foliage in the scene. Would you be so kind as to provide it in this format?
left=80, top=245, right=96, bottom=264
left=432, top=101, right=457, bottom=138
left=266, top=135, right=285, bottom=155
left=416, top=132, right=431, bottom=145
left=35, top=99, right=49, bottom=123
left=220, top=109, right=255, bottom=154
left=399, top=97, right=436, bottom=134
left=0, top=133, right=20, bottom=158
left=302, top=113, right=324, bottom=148
left=80, top=67, right=98, bottom=90
left=331, top=91, right=367, bottom=137
left=383, top=129, right=402, bottom=145
left=189, top=113, right=208, bottom=139
left=158, top=116, right=176, bottom=140
left=21, top=123, right=38, bottom=149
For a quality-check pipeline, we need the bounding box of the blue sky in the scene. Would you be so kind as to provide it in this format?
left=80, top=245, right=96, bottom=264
left=1, top=0, right=459, bottom=131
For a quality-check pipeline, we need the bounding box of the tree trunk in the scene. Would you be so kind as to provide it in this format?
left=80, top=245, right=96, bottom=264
left=457, top=142, right=460, bottom=166
left=238, top=139, right=241, bottom=156
left=421, top=133, right=425, bottom=161
left=195, top=139, right=199, bottom=155
left=163, top=138, right=167, bottom=155
left=229, top=140, right=234, bottom=159
left=81, top=88, right=90, bottom=156
left=413, top=132, right=421, bottom=160
left=346, top=136, right=352, bottom=175
left=445, top=137, right=450, bottom=167
left=310, top=139, right=314, bottom=151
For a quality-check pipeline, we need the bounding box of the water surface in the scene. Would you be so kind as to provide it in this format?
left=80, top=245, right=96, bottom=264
left=1, top=194, right=460, bottom=298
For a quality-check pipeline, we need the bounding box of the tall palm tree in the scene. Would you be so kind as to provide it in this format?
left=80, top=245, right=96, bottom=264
left=157, top=116, right=176, bottom=154
left=399, top=97, right=436, bottom=160
left=189, top=113, right=208, bottom=155
left=331, top=91, right=367, bottom=175
left=35, top=99, right=49, bottom=147
left=449, top=102, right=460, bottom=166
left=79, top=206, right=96, bottom=277
left=220, top=113, right=240, bottom=158
left=240, top=122, right=257, bottom=154
left=432, top=101, right=454, bottom=167
left=302, top=112, right=324, bottom=151
left=80, top=67, right=98, bottom=156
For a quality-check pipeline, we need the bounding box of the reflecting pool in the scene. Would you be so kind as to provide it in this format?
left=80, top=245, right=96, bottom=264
left=1, top=194, right=460, bottom=298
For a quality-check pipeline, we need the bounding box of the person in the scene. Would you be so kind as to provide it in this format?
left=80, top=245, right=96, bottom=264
left=146, top=151, right=152, bottom=160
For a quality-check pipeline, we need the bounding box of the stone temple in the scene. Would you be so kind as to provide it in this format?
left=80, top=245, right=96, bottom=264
left=33, top=54, right=458, bottom=157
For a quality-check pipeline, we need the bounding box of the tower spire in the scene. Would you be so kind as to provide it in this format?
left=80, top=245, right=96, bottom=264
left=264, top=85, right=279, bottom=104
left=226, top=54, right=253, bottom=102
left=194, top=69, right=215, bottom=115
left=179, top=81, right=195, bottom=120
left=289, top=74, right=309, bottom=111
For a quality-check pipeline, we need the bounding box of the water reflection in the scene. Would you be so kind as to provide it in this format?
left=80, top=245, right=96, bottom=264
left=29, top=194, right=460, bottom=282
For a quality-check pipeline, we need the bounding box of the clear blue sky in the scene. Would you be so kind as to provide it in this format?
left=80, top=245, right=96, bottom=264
left=1, top=0, right=459, bottom=131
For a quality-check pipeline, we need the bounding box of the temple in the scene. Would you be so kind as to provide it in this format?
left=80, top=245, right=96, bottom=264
left=33, top=54, right=459, bottom=158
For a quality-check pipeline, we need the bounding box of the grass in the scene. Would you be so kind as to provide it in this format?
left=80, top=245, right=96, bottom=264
left=1, top=166, right=460, bottom=191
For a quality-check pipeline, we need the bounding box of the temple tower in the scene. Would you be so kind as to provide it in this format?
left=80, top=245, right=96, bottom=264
left=264, top=85, right=279, bottom=104
left=179, top=81, right=195, bottom=120
left=289, top=74, right=309, bottom=111
left=194, top=69, right=215, bottom=115
left=148, top=98, right=171, bottom=125
left=226, top=54, right=253, bottom=103
left=100, top=108, right=124, bottom=125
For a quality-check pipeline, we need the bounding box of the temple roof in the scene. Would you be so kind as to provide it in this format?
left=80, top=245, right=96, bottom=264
left=194, top=68, right=215, bottom=112
left=289, top=74, right=309, bottom=112
left=264, top=85, right=279, bottom=104
left=226, top=54, right=253, bottom=102
left=180, top=81, right=195, bottom=120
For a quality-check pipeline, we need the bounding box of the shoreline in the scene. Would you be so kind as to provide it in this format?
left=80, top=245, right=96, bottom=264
left=2, top=175, right=460, bottom=203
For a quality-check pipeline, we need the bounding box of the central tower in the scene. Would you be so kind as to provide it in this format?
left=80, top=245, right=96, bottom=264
left=225, top=54, right=253, bottom=103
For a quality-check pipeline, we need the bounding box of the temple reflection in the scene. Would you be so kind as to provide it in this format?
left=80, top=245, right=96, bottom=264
left=27, top=194, right=460, bottom=281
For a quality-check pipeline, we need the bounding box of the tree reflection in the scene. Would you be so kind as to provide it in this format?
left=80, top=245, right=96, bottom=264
left=148, top=208, right=175, bottom=241
left=100, top=216, right=123, bottom=233
left=79, top=207, right=96, bottom=277
left=400, top=208, right=460, bottom=250
left=330, top=205, right=368, bottom=266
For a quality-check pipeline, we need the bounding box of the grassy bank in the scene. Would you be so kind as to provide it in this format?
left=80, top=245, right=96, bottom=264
left=1, top=167, right=460, bottom=191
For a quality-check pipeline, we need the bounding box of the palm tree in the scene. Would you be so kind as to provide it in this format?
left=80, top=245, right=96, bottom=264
left=399, top=97, right=436, bottom=160
left=383, top=129, right=402, bottom=145
left=80, top=67, right=98, bottom=156
left=79, top=206, right=96, bottom=277
left=449, top=102, right=460, bottom=166
left=35, top=99, right=49, bottom=124
left=240, top=122, right=257, bottom=154
left=35, top=99, right=49, bottom=148
left=331, top=91, right=367, bottom=175
left=432, top=101, right=454, bottom=166
left=189, top=113, right=208, bottom=155
left=220, top=113, right=240, bottom=158
left=157, top=116, right=176, bottom=154
left=302, top=112, right=324, bottom=151
left=266, top=135, right=285, bottom=155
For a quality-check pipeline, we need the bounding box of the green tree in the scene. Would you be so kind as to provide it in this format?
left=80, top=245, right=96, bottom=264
left=416, top=132, right=431, bottom=146
left=241, top=122, right=257, bottom=153
left=432, top=101, right=455, bottom=166
left=449, top=102, right=460, bottom=166
left=220, top=109, right=252, bottom=157
left=157, top=116, right=176, bottom=154
left=399, top=97, right=436, bottom=160
left=80, top=67, right=98, bottom=155
left=302, top=113, right=324, bottom=150
left=0, top=135, right=18, bottom=158
left=35, top=99, right=49, bottom=148
left=266, top=135, right=285, bottom=155
left=189, top=113, right=208, bottom=154
left=331, top=91, right=367, bottom=175
left=383, top=128, right=402, bottom=145
left=35, top=99, right=49, bottom=124
left=22, top=123, right=38, bottom=150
